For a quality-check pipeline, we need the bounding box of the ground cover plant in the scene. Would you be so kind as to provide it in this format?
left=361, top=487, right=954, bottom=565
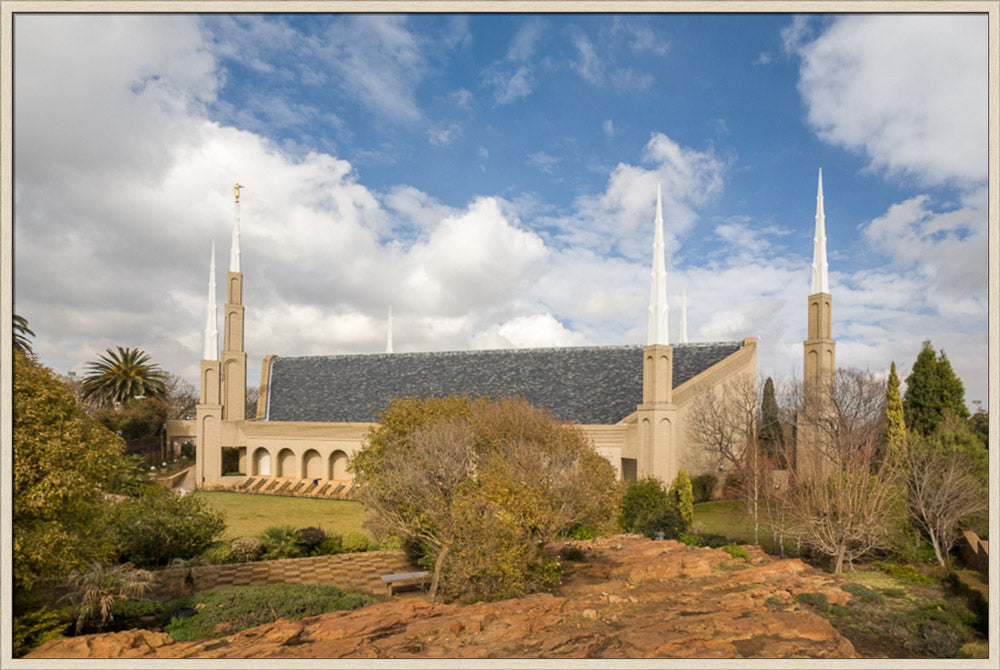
left=190, top=491, right=369, bottom=541
left=163, top=584, right=373, bottom=641
left=794, top=567, right=988, bottom=658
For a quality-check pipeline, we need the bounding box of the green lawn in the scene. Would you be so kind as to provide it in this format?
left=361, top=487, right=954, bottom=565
left=191, top=491, right=370, bottom=541
left=694, top=499, right=781, bottom=553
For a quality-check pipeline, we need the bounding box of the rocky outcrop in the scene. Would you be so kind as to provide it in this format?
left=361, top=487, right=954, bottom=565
left=27, top=535, right=858, bottom=659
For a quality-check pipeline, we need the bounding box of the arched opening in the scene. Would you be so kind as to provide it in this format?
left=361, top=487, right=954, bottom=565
left=277, top=448, right=296, bottom=477
left=330, top=450, right=349, bottom=480
left=253, top=448, right=271, bottom=476
left=302, top=449, right=323, bottom=480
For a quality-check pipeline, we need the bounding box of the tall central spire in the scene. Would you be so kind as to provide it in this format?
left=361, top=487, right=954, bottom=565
left=202, top=241, right=218, bottom=360
left=811, top=168, right=828, bottom=294
left=647, top=183, right=669, bottom=345
left=230, top=182, right=243, bottom=273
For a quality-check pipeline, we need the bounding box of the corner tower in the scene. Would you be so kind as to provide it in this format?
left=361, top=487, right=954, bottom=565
left=221, top=182, right=248, bottom=421
left=636, top=184, right=678, bottom=483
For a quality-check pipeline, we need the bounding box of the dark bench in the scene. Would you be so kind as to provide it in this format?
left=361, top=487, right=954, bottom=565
left=380, top=571, right=430, bottom=596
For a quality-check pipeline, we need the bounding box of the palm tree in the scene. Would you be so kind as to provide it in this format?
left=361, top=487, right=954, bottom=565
left=81, top=347, right=167, bottom=408
left=13, top=313, right=34, bottom=355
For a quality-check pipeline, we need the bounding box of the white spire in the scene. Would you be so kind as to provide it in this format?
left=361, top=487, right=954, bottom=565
left=680, top=288, right=688, bottom=343
left=202, top=241, right=218, bottom=360
left=647, top=182, right=669, bottom=345
left=230, top=182, right=243, bottom=273
left=386, top=306, right=394, bottom=354
left=811, top=168, right=829, bottom=294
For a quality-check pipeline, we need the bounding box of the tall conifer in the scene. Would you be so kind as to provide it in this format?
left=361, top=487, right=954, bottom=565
left=882, top=361, right=907, bottom=470
left=903, top=340, right=969, bottom=436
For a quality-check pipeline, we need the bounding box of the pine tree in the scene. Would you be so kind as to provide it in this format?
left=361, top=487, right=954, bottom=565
left=903, top=340, right=969, bottom=436
left=881, top=361, right=907, bottom=471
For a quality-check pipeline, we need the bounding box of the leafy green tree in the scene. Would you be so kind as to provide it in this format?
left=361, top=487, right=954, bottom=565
left=13, top=313, right=34, bottom=355
left=352, top=395, right=620, bottom=603
left=879, top=361, right=908, bottom=470
left=903, top=341, right=969, bottom=436
left=95, top=396, right=171, bottom=439
left=13, top=349, right=135, bottom=592
left=82, top=346, right=167, bottom=408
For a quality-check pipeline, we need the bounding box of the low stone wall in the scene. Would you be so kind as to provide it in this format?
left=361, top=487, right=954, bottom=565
left=153, top=550, right=415, bottom=600
left=957, top=529, right=988, bottom=574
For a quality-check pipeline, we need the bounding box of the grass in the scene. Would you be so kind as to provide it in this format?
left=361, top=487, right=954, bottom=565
left=191, top=491, right=369, bottom=541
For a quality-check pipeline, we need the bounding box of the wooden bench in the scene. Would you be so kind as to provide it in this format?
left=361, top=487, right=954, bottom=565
left=380, top=571, right=430, bottom=596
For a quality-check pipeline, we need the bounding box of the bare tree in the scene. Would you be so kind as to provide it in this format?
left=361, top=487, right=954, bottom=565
left=796, top=368, right=886, bottom=472
left=905, top=435, right=988, bottom=566
left=163, top=373, right=199, bottom=420
left=782, top=455, right=905, bottom=574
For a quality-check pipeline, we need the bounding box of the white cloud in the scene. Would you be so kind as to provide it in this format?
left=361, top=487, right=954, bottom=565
left=571, top=34, right=604, bottom=84
left=792, top=14, right=987, bottom=188
left=428, top=123, right=462, bottom=146
left=484, top=20, right=545, bottom=105
left=603, top=119, right=616, bottom=138
left=526, top=151, right=560, bottom=175
left=472, top=313, right=587, bottom=350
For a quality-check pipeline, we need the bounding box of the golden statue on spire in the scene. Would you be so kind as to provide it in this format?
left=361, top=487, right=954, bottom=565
left=234, top=182, right=244, bottom=203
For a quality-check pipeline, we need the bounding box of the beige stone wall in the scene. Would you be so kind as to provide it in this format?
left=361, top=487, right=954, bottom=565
left=149, top=550, right=416, bottom=600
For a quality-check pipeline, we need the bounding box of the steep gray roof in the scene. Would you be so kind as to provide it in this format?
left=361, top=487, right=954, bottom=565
left=264, top=341, right=744, bottom=425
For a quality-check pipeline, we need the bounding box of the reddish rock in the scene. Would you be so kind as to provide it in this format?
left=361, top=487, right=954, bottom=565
left=27, top=535, right=858, bottom=659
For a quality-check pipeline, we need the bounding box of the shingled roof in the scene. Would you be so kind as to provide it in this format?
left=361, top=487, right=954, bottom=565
left=263, top=341, right=744, bottom=425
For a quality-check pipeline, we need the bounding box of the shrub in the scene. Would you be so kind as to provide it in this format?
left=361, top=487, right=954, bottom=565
left=619, top=477, right=686, bottom=539
left=12, top=605, right=69, bottom=657
left=106, top=487, right=226, bottom=568
left=559, top=546, right=586, bottom=562
left=296, top=527, right=328, bottom=553
left=314, top=536, right=343, bottom=556
left=691, top=473, right=717, bottom=503
left=795, top=592, right=829, bottom=612
left=564, top=523, right=597, bottom=540
left=723, top=544, right=749, bottom=560
left=698, top=533, right=730, bottom=548
left=164, top=584, right=373, bottom=641
left=259, top=525, right=303, bottom=560
left=340, top=531, right=369, bottom=553
left=957, top=642, right=989, bottom=659
left=764, top=596, right=783, bottom=611
left=199, top=543, right=233, bottom=565
left=228, top=537, right=265, bottom=563
left=180, top=441, right=196, bottom=459
left=829, top=604, right=850, bottom=617
left=111, top=599, right=162, bottom=619
left=841, top=582, right=885, bottom=604
left=59, top=562, right=154, bottom=634
left=677, top=532, right=699, bottom=547
left=872, top=561, right=930, bottom=584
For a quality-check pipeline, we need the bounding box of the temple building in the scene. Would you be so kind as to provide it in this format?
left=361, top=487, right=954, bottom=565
left=176, top=182, right=764, bottom=496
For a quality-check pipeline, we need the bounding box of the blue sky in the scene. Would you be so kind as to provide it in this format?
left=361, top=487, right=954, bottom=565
left=9, top=10, right=991, bottom=407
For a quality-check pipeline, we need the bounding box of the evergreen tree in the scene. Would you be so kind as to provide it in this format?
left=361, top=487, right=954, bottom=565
left=903, top=340, right=969, bottom=436
left=758, top=377, right=782, bottom=457
left=880, top=361, right=907, bottom=470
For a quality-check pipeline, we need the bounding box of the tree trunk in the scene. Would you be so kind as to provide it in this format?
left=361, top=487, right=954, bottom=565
left=928, top=530, right=946, bottom=567
left=833, top=545, right=845, bottom=574
left=428, top=545, right=449, bottom=602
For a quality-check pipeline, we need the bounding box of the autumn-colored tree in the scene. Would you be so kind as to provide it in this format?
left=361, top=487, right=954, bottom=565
left=351, top=395, right=620, bottom=603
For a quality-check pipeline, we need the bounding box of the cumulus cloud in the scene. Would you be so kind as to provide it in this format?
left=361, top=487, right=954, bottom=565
left=472, top=313, right=588, bottom=350
left=791, top=14, right=987, bottom=188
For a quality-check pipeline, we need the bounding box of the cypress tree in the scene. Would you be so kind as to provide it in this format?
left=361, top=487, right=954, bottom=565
left=758, top=377, right=782, bottom=457
left=881, top=361, right=907, bottom=470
